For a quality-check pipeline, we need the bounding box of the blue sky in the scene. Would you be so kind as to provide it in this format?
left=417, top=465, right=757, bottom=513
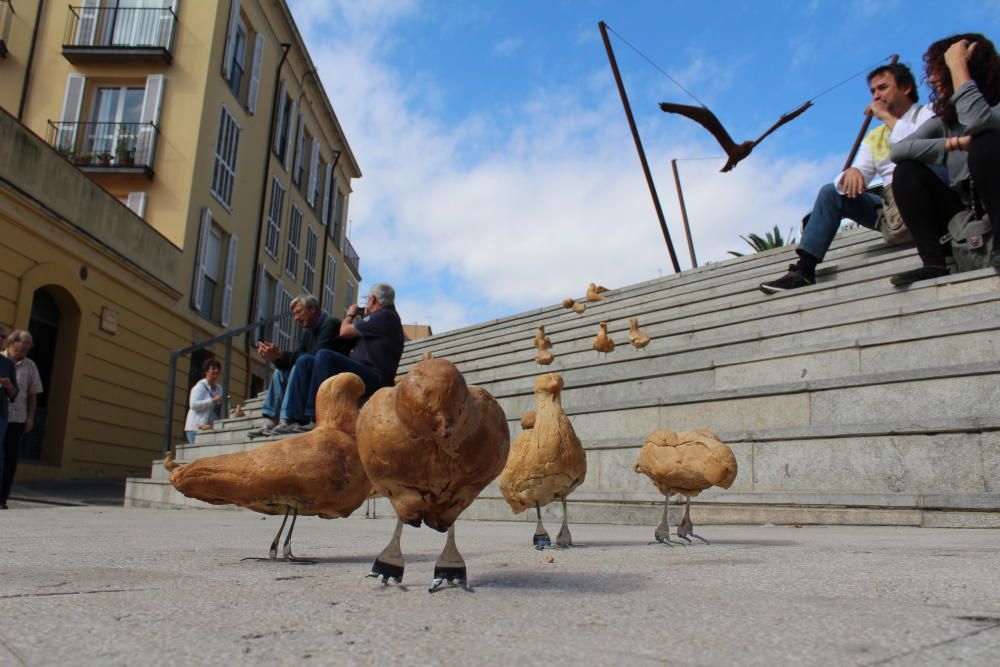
left=288, top=0, right=1000, bottom=332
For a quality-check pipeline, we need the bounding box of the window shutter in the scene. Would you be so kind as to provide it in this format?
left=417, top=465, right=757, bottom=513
left=283, top=100, right=298, bottom=172
left=58, top=74, right=86, bottom=153
left=192, top=208, right=213, bottom=311
left=139, top=74, right=165, bottom=166
left=247, top=33, right=265, bottom=114
left=222, top=0, right=242, bottom=78
left=220, top=234, right=239, bottom=327
left=292, top=113, right=305, bottom=181
left=158, top=0, right=179, bottom=50
left=76, top=0, right=100, bottom=46
left=307, top=138, right=320, bottom=204
left=253, top=264, right=268, bottom=343
left=126, top=192, right=147, bottom=217
left=321, top=163, right=332, bottom=226
left=273, top=79, right=287, bottom=154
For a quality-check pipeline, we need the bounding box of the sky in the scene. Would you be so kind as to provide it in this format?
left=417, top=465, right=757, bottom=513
left=286, top=0, right=1000, bottom=333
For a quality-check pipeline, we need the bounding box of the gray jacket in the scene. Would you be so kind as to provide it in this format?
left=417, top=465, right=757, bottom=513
left=890, top=80, right=1000, bottom=198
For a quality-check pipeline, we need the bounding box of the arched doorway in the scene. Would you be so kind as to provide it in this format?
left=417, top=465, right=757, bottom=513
left=21, top=286, right=80, bottom=465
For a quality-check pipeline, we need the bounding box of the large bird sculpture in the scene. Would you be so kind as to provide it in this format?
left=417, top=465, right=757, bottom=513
left=659, top=100, right=812, bottom=172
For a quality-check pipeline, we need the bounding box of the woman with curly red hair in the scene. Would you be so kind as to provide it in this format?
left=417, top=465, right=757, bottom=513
left=890, top=33, right=1000, bottom=285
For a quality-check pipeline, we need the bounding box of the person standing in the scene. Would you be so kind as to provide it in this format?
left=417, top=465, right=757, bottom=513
left=184, top=359, right=223, bottom=444
left=1, top=330, right=39, bottom=510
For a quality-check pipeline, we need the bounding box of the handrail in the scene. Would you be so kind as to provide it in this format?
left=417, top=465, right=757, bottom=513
left=64, top=4, right=177, bottom=50
left=162, top=310, right=294, bottom=453
left=343, top=236, right=361, bottom=276
left=46, top=120, right=159, bottom=170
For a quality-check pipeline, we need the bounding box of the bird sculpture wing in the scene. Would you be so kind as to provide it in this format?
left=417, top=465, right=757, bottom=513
left=748, top=100, right=813, bottom=149
left=659, top=102, right=739, bottom=154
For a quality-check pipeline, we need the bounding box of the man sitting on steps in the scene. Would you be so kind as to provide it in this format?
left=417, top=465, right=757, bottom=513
left=759, top=63, right=936, bottom=294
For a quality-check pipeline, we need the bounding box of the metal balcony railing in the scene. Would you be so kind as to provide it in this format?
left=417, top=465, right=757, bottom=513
left=47, top=120, right=159, bottom=177
left=63, top=4, right=176, bottom=63
left=0, top=0, right=14, bottom=58
left=343, top=236, right=361, bottom=277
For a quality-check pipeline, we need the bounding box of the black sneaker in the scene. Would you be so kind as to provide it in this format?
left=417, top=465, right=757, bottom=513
left=890, top=265, right=949, bottom=286
left=759, top=265, right=814, bottom=294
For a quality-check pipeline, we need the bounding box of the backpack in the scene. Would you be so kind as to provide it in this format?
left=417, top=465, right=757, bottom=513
left=877, top=184, right=912, bottom=245
left=941, top=178, right=993, bottom=272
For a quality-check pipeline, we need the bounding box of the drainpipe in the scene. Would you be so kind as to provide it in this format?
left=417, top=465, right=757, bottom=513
left=244, top=42, right=291, bottom=389
left=17, top=0, right=44, bottom=121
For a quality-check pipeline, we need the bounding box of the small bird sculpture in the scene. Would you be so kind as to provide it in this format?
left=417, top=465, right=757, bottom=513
left=586, top=283, right=608, bottom=302
left=592, top=321, right=615, bottom=356
left=357, top=355, right=510, bottom=592
left=534, top=325, right=552, bottom=351
left=561, top=299, right=576, bottom=309
left=165, top=373, right=371, bottom=562
left=628, top=317, right=651, bottom=350
left=659, top=100, right=812, bottom=172
left=499, top=374, right=586, bottom=548
left=634, top=429, right=737, bottom=545
left=572, top=302, right=586, bottom=315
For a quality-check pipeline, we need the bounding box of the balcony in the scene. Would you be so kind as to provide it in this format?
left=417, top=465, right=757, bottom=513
left=47, top=120, right=159, bottom=179
left=343, top=237, right=361, bottom=277
left=62, top=4, right=177, bottom=65
left=0, top=0, right=13, bottom=59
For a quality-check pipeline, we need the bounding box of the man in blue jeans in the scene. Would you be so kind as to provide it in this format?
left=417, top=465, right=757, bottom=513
left=760, top=63, right=935, bottom=294
left=249, top=296, right=345, bottom=437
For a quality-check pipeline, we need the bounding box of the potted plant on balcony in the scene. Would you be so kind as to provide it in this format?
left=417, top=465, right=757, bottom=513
left=74, top=152, right=93, bottom=166
left=96, top=152, right=113, bottom=167
left=116, top=135, right=136, bottom=166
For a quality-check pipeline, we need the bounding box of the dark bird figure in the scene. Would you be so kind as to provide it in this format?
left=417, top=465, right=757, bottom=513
left=659, top=100, right=812, bottom=172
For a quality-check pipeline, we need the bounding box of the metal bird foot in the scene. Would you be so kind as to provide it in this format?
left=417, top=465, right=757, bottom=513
left=429, top=525, right=471, bottom=593
left=241, top=508, right=315, bottom=563
left=650, top=494, right=683, bottom=546
left=554, top=498, right=575, bottom=548
left=677, top=498, right=710, bottom=545
left=368, top=519, right=405, bottom=586
left=533, top=502, right=551, bottom=550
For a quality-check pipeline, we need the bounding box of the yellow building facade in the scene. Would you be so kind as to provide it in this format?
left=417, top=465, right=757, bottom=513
left=0, top=0, right=363, bottom=480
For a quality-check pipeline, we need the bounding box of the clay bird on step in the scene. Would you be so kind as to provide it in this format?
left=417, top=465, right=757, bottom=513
left=499, top=374, right=587, bottom=549
left=534, top=325, right=554, bottom=366
left=165, top=373, right=371, bottom=562
left=356, top=354, right=510, bottom=592
left=592, top=321, right=615, bottom=356
left=659, top=100, right=812, bottom=172
left=634, top=429, right=737, bottom=545
left=628, top=317, right=651, bottom=351
left=586, top=283, right=609, bottom=302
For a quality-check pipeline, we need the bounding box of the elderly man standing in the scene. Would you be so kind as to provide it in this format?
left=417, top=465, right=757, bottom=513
left=1, top=330, right=39, bottom=510
left=249, top=296, right=345, bottom=438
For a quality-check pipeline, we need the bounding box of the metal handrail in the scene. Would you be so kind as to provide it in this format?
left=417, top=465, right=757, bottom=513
left=64, top=5, right=177, bottom=50
left=343, top=236, right=360, bottom=276
left=47, top=120, right=159, bottom=169
left=162, top=310, right=293, bottom=452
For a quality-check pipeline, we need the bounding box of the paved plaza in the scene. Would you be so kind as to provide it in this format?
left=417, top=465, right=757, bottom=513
left=1, top=504, right=999, bottom=666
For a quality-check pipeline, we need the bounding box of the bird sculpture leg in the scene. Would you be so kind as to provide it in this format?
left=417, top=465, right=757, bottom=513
left=676, top=496, right=710, bottom=545
left=533, top=502, right=551, bottom=549
left=368, top=518, right=405, bottom=585
left=555, top=497, right=573, bottom=547
left=282, top=508, right=316, bottom=564
left=651, top=493, right=680, bottom=546
left=429, top=524, right=471, bottom=593
left=240, top=507, right=291, bottom=562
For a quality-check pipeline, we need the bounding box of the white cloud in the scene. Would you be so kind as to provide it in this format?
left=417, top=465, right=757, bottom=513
left=494, top=37, right=522, bottom=57
left=290, top=1, right=835, bottom=333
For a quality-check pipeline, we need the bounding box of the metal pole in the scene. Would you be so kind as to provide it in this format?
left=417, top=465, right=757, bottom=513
left=223, top=337, right=232, bottom=417
left=843, top=54, right=899, bottom=171
left=670, top=159, right=698, bottom=268
left=162, top=350, right=178, bottom=453
left=598, top=20, right=681, bottom=274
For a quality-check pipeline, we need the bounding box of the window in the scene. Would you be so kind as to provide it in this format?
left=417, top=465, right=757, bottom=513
left=313, top=155, right=327, bottom=212
left=192, top=208, right=239, bottom=326
left=264, top=177, right=284, bottom=259
left=274, top=83, right=293, bottom=164
left=285, top=205, right=302, bottom=279
left=274, top=284, right=292, bottom=351
left=345, top=281, right=357, bottom=314
left=323, top=254, right=337, bottom=313
left=303, top=227, right=318, bottom=294
left=85, top=86, right=144, bottom=158
left=211, top=106, right=240, bottom=209
left=227, top=18, right=247, bottom=99
left=253, top=268, right=277, bottom=343
left=293, top=117, right=306, bottom=186
left=306, top=137, right=320, bottom=204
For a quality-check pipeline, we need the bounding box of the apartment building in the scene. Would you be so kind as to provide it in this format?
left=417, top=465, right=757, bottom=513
left=0, top=0, right=363, bottom=480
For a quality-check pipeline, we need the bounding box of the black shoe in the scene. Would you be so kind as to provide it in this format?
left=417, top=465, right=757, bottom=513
left=890, top=266, right=949, bottom=286
left=760, top=265, right=815, bottom=294
left=0, top=503, right=7, bottom=510
left=990, top=243, right=1000, bottom=269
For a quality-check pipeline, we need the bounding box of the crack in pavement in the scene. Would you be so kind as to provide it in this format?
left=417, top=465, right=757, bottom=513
left=0, top=588, right=151, bottom=600
left=0, top=633, right=29, bottom=666
left=862, top=618, right=1000, bottom=666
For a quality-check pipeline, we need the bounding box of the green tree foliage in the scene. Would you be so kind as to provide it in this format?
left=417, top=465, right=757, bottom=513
left=728, top=225, right=796, bottom=257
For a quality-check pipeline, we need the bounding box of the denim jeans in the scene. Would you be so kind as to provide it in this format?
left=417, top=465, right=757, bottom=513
left=304, top=350, right=381, bottom=420
left=798, top=183, right=882, bottom=261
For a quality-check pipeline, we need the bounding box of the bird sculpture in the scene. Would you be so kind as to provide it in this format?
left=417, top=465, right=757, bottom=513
left=561, top=298, right=576, bottom=309
left=585, top=283, right=609, bottom=302
left=659, top=100, right=812, bottom=172
left=592, top=321, right=615, bottom=356
left=628, top=317, right=651, bottom=350
left=356, top=354, right=510, bottom=592
left=165, top=373, right=371, bottom=562
left=572, top=302, right=586, bottom=315
left=534, top=325, right=554, bottom=366
left=634, top=429, right=737, bottom=545
left=498, top=373, right=587, bottom=548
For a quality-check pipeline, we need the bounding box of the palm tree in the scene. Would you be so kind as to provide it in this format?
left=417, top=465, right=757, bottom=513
left=728, top=225, right=796, bottom=257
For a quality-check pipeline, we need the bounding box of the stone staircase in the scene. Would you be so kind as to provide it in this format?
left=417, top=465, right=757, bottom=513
left=125, top=228, right=1000, bottom=527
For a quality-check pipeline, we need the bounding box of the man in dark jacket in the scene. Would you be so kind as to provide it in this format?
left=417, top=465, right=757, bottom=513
left=250, top=296, right=346, bottom=436
left=0, top=327, right=19, bottom=507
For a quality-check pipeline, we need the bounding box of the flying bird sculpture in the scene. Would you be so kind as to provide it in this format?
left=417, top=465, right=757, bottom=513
left=659, top=100, right=812, bottom=172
